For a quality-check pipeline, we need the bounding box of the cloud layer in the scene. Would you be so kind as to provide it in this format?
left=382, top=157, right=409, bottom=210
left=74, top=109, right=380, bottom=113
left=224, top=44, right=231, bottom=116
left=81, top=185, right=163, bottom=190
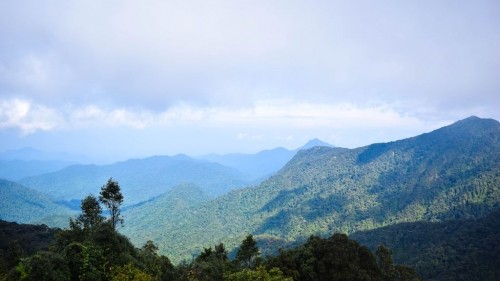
left=1, top=0, right=499, bottom=157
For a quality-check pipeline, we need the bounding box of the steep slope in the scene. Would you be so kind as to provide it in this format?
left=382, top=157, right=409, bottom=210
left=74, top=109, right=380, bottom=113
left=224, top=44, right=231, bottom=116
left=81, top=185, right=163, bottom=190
left=199, top=139, right=334, bottom=180
left=351, top=208, right=500, bottom=281
left=19, top=154, right=249, bottom=205
left=0, top=179, right=75, bottom=227
left=123, top=116, right=500, bottom=262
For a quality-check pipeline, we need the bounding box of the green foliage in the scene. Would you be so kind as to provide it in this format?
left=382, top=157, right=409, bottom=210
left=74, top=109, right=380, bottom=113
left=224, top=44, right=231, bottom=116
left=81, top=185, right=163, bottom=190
left=122, top=183, right=211, bottom=252
left=2, top=179, right=154, bottom=280
left=19, top=251, right=71, bottom=281
left=0, top=220, right=60, bottom=277
left=0, top=217, right=419, bottom=281
left=2, top=117, right=499, bottom=281
left=111, top=263, right=152, bottom=281
left=352, top=208, right=500, bottom=281
left=0, top=179, right=75, bottom=227
left=235, top=235, right=260, bottom=269
left=266, top=233, right=419, bottom=281
left=138, top=240, right=176, bottom=281
left=224, top=266, right=292, bottom=281
left=376, top=245, right=395, bottom=280
left=99, top=178, right=124, bottom=230
left=178, top=243, right=231, bottom=281
left=77, top=194, right=104, bottom=231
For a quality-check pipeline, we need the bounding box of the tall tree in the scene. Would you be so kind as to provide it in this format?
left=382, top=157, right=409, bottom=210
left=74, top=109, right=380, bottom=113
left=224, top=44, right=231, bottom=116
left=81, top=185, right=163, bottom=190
left=376, top=244, right=396, bottom=281
left=99, top=178, right=124, bottom=230
left=78, top=194, right=104, bottom=231
left=236, top=235, right=260, bottom=269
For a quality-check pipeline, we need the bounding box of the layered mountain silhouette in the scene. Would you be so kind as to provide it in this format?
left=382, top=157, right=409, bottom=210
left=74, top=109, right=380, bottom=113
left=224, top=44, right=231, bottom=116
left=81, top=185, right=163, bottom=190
left=121, top=116, right=500, bottom=262
left=199, top=138, right=334, bottom=180
left=2, top=116, right=498, bottom=267
left=18, top=155, right=250, bottom=205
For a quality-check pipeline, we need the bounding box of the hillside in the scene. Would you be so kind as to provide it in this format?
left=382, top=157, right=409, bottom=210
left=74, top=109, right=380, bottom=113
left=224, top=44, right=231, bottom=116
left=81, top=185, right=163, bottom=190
left=123, top=183, right=212, bottom=243
left=351, top=208, right=500, bottom=281
left=122, top=116, right=500, bottom=262
left=19, top=154, right=250, bottom=205
left=0, top=179, right=75, bottom=227
left=199, top=139, right=334, bottom=180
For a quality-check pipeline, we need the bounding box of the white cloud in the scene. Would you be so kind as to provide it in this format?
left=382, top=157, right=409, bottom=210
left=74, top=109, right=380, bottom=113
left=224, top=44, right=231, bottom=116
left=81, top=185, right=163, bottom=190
left=0, top=99, right=61, bottom=134
left=1, top=0, right=499, bottom=156
left=0, top=98, right=433, bottom=138
left=1, top=0, right=499, bottom=115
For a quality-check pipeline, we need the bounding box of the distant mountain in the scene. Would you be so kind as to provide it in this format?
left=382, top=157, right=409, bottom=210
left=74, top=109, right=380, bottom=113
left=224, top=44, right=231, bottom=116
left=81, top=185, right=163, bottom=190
left=121, top=116, right=500, bottom=262
left=199, top=139, right=334, bottom=180
left=19, top=154, right=250, bottom=205
left=0, top=147, right=89, bottom=163
left=351, top=208, right=500, bottom=281
left=0, top=159, right=73, bottom=181
left=0, top=179, right=75, bottom=227
left=298, top=138, right=334, bottom=150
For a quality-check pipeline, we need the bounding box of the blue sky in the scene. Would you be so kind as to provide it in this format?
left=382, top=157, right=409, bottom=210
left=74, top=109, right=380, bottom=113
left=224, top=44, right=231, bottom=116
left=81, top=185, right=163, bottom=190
left=1, top=0, right=499, bottom=162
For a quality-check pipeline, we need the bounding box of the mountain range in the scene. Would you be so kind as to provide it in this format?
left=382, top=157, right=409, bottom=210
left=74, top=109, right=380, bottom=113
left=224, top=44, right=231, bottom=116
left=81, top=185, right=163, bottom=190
left=2, top=139, right=332, bottom=206
left=1, top=116, right=498, bottom=274
left=121, top=116, right=500, bottom=263
left=18, top=155, right=250, bottom=205
left=199, top=138, right=333, bottom=180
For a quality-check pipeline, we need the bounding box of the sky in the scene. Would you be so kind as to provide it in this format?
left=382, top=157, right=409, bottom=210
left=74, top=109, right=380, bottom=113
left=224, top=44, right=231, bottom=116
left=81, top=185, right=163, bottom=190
left=1, top=0, right=499, bottom=162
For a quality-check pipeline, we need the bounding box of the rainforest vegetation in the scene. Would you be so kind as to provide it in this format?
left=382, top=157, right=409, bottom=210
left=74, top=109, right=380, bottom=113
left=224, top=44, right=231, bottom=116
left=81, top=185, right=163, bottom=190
left=0, top=179, right=419, bottom=281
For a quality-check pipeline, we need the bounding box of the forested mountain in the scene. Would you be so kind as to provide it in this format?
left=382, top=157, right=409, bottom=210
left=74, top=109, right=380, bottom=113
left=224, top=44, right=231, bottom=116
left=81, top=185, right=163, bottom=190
left=0, top=179, right=75, bottom=227
left=351, top=208, right=500, bottom=281
left=122, top=116, right=500, bottom=262
left=0, top=219, right=417, bottom=281
left=19, top=155, right=250, bottom=205
left=1, top=178, right=419, bottom=281
left=199, top=138, right=334, bottom=180
left=123, top=184, right=212, bottom=242
left=0, top=160, right=73, bottom=181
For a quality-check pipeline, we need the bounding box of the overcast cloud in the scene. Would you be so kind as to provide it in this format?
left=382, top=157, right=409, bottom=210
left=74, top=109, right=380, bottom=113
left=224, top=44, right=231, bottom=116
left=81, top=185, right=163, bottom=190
left=1, top=0, right=499, bottom=160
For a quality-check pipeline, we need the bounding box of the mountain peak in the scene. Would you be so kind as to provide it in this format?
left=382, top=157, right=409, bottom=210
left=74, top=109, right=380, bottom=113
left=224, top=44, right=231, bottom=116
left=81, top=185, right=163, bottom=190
left=433, top=116, right=500, bottom=137
left=454, top=115, right=498, bottom=126
left=299, top=138, right=334, bottom=150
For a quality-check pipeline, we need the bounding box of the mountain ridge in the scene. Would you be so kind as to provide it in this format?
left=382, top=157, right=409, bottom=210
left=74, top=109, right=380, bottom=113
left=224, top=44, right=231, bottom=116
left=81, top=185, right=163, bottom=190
left=199, top=138, right=334, bottom=180
left=122, top=116, right=500, bottom=262
left=19, top=154, right=250, bottom=205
